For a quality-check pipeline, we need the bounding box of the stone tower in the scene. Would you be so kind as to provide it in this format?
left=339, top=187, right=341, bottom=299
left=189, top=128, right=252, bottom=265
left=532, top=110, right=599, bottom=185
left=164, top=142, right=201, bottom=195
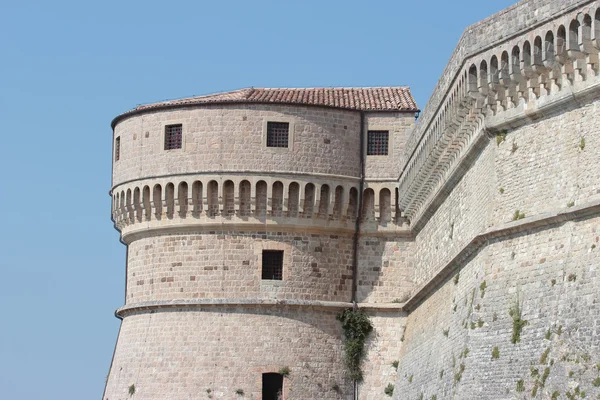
left=104, top=88, right=418, bottom=400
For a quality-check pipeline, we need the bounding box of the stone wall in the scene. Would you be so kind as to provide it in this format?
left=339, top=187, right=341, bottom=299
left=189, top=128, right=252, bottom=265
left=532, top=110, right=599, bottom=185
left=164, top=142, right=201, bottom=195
left=126, top=231, right=354, bottom=304
left=393, top=94, right=600, bottom=399
left=365, top=112, right=415, bottom=180
left=112, top=104, right=362, bottom=185
left=104, top=306, right=349, bottom=400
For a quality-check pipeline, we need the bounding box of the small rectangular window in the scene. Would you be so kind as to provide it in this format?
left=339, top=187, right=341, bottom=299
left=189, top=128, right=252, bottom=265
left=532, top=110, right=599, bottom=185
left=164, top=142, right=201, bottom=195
left=164, top=124, right=183, bottom=150
left=115, top=137, right=121, bottom=161
left=266, top=122, right=289, bottom=148
left=262, top=373, right=284, bottom=400
left=367, top=130, right=389, bottom=155
left=262, top=250, right=283, bottom=280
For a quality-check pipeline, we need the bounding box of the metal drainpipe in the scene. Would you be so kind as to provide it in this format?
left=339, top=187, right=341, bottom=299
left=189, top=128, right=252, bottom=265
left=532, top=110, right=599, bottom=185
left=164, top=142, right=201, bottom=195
left=351, top=111, right=365, bottom=303
left=351, top=111, right=366, bottom=400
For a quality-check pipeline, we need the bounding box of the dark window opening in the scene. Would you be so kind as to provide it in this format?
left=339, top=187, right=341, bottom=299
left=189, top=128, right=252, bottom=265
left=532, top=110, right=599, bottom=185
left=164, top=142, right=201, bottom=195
left=115, top=137, right=121, bottom=161
left=367, top=130, right=389, bottom=155
left=262, top=250, right=283, bottom=280
left=266, top=122, right=289, bottom=148
left=262, top=373, right=283, bottom=400
left=164, top=124, right=183, bottom=150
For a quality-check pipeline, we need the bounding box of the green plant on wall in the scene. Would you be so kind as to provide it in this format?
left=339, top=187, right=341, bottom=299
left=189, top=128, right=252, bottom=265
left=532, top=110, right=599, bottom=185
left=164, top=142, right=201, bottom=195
left=579, top=137, right=585, bottom=150
left=336, top=308, right=373, bottom=382
left=509, top=296, right=527, bottom=344
left=496, top=130, right=507, bottom=146
left=384, top=383, right=394, bottom=396
left=128, top=384, right=136, bottom=397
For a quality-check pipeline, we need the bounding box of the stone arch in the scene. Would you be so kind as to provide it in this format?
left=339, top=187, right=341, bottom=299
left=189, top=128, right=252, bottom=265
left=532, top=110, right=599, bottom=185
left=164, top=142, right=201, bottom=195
left=192, top=181, right=202, bottom=216
left=207, top=180, right=219, bottom=217
left=143, top=185, right=151, bottom=221
left=511, top=46, right=521, bottom=73
left=223, top=180, right=234, bottom=216
left=594, top=8, right=600, bottom=45
left=133, top=187, right=142, bottom=222
left=255, top=180, right=267, bottom=217
left=468, top=64, right=478, bottom=93
left=569, top=19, right=581, bottom=52
left=544, top=30, right=555, bottom=61
left=534, top=36, right=544, bottom=65
left=288, top=182, right=300, bottom=218
left=178, top=182, right=188, bottom=217
left=582, top=13, right=593, bottom=49
left=523, top=41, right=532, bottom=67
left=272, top=181, right=284, bottom=217
left=239, top=180, right=251, bottom=217
left=126, top=189, right=133, bottom=223
left=556, top=25, right=567, bottom=59
left=165, top=183, right=175, bottom=219
left=379, top=188, right=392, bottom=223
left=318, top=184, right=330, bottom=218
left=303, top=183, right=315, bottom=218
left=347, top=187, right=358, bottom=221
left=490, top=55, right=499, bottom=84
left=153, top=184, right=162, bottom=219
left=500, top=51, right=510, bottom=76
left=479, top=60, right=488, bottom=89
left=361, top=188, right=375, bottom=221
left=333, top=185, right=344, bottom=219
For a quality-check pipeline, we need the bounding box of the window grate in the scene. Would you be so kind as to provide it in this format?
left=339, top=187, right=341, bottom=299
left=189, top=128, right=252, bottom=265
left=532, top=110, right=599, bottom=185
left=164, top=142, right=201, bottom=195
left=115, top=137, right=121, bottom=161
left=367, top=130, right=389, bottom=155
left=266, top=122, right=289, bottom=148
left=262, top=250, right=283, bottom=280
left=164, top=124, right=183, bottom=150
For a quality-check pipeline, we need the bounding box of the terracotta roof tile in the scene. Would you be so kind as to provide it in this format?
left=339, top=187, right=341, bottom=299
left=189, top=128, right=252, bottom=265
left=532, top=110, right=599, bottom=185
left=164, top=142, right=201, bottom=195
left=113, top=87, right=418, bottom=127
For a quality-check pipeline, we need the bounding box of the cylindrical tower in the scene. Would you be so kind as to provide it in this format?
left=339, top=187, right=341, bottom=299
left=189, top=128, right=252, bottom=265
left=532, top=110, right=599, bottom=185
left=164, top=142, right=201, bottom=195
left=104, top=87, right=417, bottom=400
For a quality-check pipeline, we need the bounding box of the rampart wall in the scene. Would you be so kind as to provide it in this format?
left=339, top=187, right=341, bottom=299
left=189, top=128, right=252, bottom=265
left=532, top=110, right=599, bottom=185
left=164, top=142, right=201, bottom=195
left=393, top=1, right=600, bottom=398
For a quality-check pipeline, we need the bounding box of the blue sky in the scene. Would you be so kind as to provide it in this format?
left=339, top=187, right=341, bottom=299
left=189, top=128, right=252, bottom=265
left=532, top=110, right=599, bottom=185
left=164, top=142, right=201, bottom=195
left=0, top=1, right=515, bottom=398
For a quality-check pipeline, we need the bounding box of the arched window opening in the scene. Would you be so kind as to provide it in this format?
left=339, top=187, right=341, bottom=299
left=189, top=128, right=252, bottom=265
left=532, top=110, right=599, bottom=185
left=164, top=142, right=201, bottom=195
left=361, top=188, right=375, bottom=221
left=490, top=56, right=499, bottom=84
left=255, top=181, right=267, bottom=218
left=178, top=182, right=188, bottom=217
left=333, top=185, right=344, bottom=219
left=479, top=60, right=488, bottom=89
left=534, top=36, right=544, bottom=66
left=192, top=181, right=202, bottom=216
left=523, top=41, right=532, bottom=67
left=207, top=180, right=219, bottom=217
left=347, top=188, right=358, bottom=221
left=153, top=185, right=162, bottom=219
left=143, top=186, right=151, bottom=221
left=239, top=180, right=251, bottom=217
left=287, top=182, right=300, bottom=218
left=303, top=183, right=315, bottom=218
left=272, top=181, right=284, bottom=217
left=223, top=180, right=235, bottom=216
left=569, top=19, right=581, bottom=52
left=318, top=185, right=330, bottom=218
left=165, top=183, right=175, bottom=219
left=468, top=64, right=478, bottom=93
left=133, top=187, right=142, bottom=222
left=126, top=189, right=133, bottom=223
left=380, top=188, right=392, bottom=223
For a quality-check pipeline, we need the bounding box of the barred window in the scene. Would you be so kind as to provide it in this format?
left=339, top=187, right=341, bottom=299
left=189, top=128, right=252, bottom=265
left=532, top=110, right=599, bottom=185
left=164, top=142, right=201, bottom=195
left=367, top=130, right=389, bottom=155
left=164, top=124, right=183, bottom=150
left=115, top=137, right=121, bottom=161
left=262, top=250, right=283, bottom=280
left=266, top=122, right=289, bottom=148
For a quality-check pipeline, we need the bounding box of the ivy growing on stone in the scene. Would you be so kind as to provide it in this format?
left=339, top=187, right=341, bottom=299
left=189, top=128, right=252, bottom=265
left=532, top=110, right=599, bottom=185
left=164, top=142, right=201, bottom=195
left=336, top=308, right=373, bottom=382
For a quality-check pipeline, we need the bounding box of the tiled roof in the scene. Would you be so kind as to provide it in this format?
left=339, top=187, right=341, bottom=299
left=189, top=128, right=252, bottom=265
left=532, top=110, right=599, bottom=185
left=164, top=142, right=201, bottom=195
left=113, top=87, right=418, bottom=126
